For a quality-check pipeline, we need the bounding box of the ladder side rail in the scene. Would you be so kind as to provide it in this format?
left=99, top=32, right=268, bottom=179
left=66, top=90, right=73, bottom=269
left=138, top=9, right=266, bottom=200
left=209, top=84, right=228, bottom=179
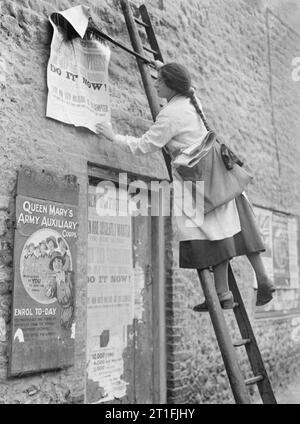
left=121, top=0, right=161, bottom=120
left=197, top=269, right=251, bottom=404
left=139, top=5, right=164, bottom=62
left=228, top=265, right=277, bottom=404
left=120, top=0, right=172, bottom=179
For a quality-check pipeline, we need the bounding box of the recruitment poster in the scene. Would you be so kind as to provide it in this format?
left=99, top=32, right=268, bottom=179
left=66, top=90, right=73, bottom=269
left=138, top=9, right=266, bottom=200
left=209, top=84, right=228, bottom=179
left=86, top=185, right=134, bottom=403
left=9, top=171, right=79, bottom=375
left=253, top=206, right=300, bottom=316
left=46, top=5, right=111, bottom=132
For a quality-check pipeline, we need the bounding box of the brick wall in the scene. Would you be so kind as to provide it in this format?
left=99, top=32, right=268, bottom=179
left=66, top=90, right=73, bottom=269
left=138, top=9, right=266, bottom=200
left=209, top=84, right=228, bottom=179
left=0, top=0, right=299, bottom=403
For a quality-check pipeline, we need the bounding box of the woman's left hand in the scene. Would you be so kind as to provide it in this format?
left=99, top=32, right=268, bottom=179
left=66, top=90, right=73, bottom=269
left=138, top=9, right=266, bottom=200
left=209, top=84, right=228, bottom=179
left=95, top=122, right=116, bottom=142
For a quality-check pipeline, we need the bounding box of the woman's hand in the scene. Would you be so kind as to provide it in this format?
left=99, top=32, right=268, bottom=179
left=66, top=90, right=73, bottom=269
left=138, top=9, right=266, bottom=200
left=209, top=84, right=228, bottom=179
left=95, top=122, right=116, bottom=142
left=150, top=60, right=164, bottom=70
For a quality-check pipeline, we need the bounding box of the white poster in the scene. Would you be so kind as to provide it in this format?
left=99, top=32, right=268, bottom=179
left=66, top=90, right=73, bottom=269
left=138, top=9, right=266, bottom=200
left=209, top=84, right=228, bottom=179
left=86, top=185, right=134, bottom=403
left=254, top=206, right=300, bottom=314
left=46, top=6, right=111, bottom=133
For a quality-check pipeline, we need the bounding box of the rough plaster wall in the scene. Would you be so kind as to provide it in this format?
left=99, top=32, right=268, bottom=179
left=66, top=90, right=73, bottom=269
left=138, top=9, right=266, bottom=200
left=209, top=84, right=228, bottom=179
left=0, top=0, right=300, bottom=404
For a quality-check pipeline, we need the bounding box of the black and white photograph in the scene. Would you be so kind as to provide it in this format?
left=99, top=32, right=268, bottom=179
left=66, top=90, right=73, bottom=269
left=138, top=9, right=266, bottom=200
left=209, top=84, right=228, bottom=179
left=0, top=0, right=300, bottom=411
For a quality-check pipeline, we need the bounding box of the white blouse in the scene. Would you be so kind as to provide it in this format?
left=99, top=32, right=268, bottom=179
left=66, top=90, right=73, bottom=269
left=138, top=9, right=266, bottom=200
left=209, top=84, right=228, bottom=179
left=115, top=94, right=207, bottom=157
left=115, top=94, right=241, bottom=242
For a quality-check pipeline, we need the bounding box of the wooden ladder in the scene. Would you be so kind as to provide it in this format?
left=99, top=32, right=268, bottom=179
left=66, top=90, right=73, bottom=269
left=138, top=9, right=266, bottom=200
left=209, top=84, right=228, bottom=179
left=120, top=0, right=277, bottom=404
left=197, top=265, right=277, bottom=404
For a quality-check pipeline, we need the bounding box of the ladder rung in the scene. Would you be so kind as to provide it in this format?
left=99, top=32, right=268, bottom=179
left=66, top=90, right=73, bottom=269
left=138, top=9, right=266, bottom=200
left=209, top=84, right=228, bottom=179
left=245, top=375, right=264, bottom=386
left=233, top=338, right=251, bottom=347
left=134, top=17, right=149, bottom=28
left=143, top=45, right=159, bottom=55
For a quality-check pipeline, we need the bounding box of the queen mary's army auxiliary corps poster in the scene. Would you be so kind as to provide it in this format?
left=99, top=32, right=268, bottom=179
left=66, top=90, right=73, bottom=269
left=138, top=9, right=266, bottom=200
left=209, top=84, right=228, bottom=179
left=9, top=169, right=79, bottom=375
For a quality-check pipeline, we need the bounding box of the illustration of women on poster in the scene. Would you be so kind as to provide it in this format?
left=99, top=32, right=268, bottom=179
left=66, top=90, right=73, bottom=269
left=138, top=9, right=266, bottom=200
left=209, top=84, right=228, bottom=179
left=20, top=229, right=74, bottom=328
left=45, top=253, right=74, bottom=332
left=46, top=235, right=58, bottom=259
left=57, top=237, right=71, bottom=271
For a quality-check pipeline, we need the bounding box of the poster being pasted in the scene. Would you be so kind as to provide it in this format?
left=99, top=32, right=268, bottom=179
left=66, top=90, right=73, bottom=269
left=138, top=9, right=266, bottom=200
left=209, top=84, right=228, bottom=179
left=9, top=169, right=79, bottom=375
left=86, top=185, right=134, bottom=403
left=253, top=206, right=300, bottom=317
left=46, top=6, right=111, bottom=132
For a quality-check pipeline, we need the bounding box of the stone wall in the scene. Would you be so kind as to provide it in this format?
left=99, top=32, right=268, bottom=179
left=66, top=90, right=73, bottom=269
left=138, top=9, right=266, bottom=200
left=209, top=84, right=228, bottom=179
left=0, top=0, right=299, bottom=403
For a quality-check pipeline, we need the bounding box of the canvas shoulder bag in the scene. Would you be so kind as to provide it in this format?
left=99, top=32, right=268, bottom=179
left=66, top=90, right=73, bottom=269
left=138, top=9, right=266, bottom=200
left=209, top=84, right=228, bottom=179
left=174, top=105, right=253, bottom=214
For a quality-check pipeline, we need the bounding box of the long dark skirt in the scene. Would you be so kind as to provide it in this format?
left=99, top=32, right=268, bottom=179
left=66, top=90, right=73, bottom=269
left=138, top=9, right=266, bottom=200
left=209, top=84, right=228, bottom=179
left=179, top=194, right=265, bottom=269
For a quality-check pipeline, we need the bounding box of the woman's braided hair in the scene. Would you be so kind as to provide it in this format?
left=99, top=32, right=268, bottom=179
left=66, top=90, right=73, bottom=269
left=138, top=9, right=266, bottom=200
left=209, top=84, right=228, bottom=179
left=159, top=62, right=210, bottom=131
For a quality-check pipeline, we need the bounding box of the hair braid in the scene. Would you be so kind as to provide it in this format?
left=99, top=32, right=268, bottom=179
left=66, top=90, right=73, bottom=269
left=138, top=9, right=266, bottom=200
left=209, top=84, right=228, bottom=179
left=158, top=63, right=210, bottom=131
left=188, top=90, right=210, bottom=131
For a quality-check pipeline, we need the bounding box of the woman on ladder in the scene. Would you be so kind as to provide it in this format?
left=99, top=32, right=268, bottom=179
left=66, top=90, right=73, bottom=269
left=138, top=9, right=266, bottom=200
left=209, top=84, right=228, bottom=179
left=95, top=62, right=276, bottom=310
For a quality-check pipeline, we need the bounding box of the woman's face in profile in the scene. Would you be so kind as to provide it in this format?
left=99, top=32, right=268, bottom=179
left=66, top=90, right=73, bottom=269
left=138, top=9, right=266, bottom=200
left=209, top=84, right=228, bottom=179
left=154, top=73, right=173, bottom=99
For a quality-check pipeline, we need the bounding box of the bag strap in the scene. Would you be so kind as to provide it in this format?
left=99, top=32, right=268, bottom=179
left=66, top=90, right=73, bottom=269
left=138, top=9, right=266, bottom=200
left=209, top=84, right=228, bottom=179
left=196, top=103, right=245, bottom=168
left=196, top=104, right=223, bottom=150
left=194, top=99, right=224, bottom=148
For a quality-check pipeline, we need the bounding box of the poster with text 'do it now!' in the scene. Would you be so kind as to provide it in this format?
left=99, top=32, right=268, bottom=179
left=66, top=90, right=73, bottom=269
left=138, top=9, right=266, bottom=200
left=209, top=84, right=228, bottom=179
left=86, top=185, right=134, bottom=404
left=46, top=6, right=111, bottom=133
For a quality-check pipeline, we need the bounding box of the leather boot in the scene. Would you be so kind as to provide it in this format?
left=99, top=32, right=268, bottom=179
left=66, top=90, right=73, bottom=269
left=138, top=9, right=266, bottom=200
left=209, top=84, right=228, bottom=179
left=256, top=276, right=276, bottom=306
left=193, top=290, right=234, bottom=312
